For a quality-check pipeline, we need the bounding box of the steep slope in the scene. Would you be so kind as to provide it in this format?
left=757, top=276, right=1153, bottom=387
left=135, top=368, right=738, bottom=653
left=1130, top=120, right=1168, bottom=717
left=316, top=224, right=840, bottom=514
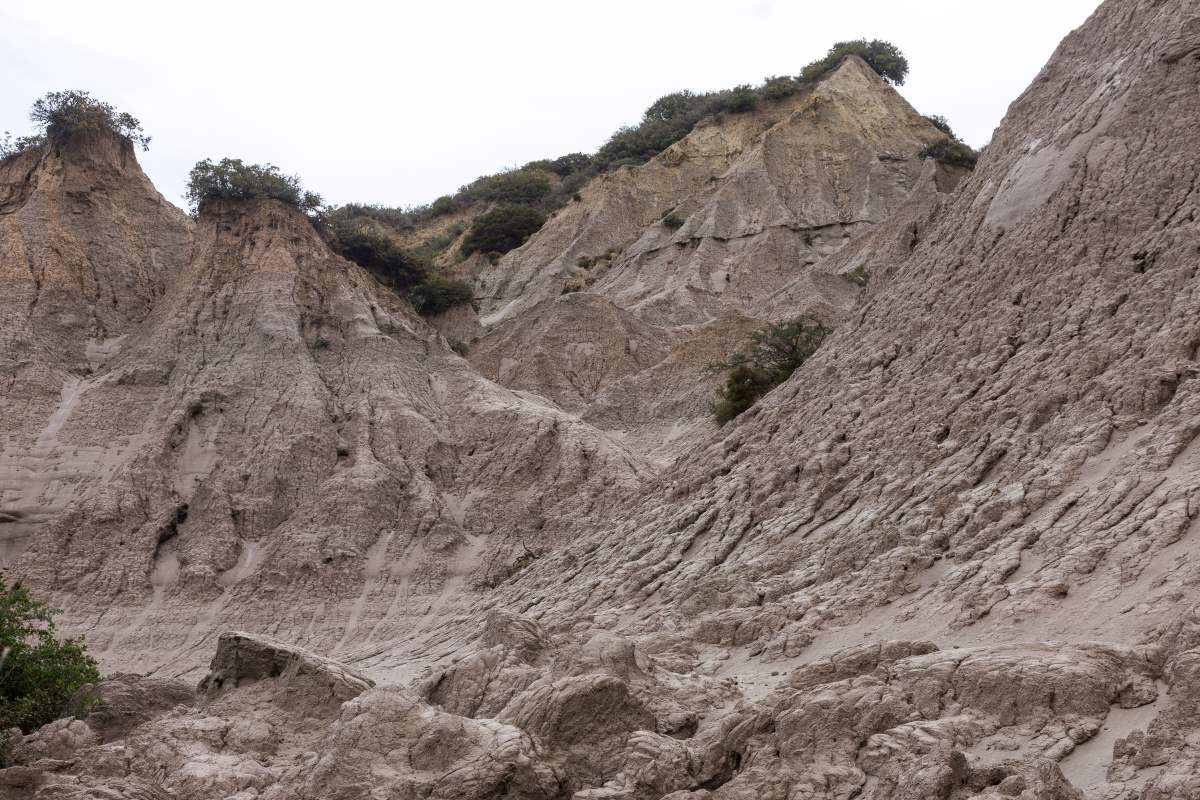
left=468, top=57, right=965, bottom=459
left=8, top=2, right=1200, bottom=798
left=0, top=133, right=192, bottom=559
left=467, top=0, right=1200, bottom=795
left=0, top=139, right=651, bottom=680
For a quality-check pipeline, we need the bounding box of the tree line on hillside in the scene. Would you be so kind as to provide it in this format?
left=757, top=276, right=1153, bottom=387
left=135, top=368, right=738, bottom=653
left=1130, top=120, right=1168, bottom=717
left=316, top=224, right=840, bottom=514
left=323, top=38, right=974, bottom=267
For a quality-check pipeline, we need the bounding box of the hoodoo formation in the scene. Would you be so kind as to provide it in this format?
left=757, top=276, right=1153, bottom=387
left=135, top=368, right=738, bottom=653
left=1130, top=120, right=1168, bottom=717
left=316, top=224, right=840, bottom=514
left=2, top=1, right=1199, bottom=797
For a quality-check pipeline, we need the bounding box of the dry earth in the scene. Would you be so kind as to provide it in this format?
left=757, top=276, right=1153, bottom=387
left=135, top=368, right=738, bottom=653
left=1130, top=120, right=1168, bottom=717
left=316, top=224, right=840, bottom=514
left=3, top=0, right=1200, bottom=797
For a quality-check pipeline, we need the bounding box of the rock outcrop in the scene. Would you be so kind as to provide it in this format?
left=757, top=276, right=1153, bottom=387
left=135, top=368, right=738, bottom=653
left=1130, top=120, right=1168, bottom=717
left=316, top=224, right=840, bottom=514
left=1, top=146, right=650, bottom=678
left=467, top=56, right=965, bottom=460
left=5, top=0, right=1200, bottom=797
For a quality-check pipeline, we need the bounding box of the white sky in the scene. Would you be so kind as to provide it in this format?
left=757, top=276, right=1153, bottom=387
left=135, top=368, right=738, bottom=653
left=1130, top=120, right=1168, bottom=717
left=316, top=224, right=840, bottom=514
left=1, top=0, right=1103, bottom=210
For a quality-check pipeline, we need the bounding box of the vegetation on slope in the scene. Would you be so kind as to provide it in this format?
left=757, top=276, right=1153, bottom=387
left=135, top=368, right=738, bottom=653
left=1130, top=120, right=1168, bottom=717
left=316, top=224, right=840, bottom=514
left=185, top=159, right=474, bottom=317
left=0, top=578, right=100, bottom=736
left=1, top=90, right=150, bottom=160
left=185, top=158, right=324, bottom=215
left=460, top=205, right=547, bottom=258
left=711, top=317, right=831, bottom=424
left=918, top=114, right=979, bottom=169
left=328, top=220, right=475, bottom=316
left=325, top=38, right=919, bottom=265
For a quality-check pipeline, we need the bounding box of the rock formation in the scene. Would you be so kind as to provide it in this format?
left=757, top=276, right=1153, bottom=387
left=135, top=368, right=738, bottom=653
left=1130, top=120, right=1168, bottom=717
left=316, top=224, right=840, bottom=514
left=467, top=55, right=964, bottom=460
left=5, top=0, right=1200, bottom=797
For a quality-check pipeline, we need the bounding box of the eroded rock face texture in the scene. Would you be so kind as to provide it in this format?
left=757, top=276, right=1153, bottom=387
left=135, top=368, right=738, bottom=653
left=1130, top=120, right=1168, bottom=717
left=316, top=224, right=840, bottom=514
left=3, top=0, right=1200, bottom=797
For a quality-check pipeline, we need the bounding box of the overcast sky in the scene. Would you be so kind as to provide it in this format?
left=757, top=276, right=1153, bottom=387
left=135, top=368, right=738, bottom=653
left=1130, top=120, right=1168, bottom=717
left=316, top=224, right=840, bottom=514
left=2, top=0, right=1102, bottom=210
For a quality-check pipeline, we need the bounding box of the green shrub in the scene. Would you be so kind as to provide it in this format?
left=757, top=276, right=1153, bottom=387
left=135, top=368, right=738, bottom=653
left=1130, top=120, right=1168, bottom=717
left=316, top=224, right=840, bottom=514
left=0, top=578, right=101, bottom=734
left=326, top=203, right=430, bottom=230
left=447, top=338, right=470, bottom=356
left=924, top=114, right=956, bottom=139
left=2, top=91, right=150, bottom=161
left=410, top=275, right=475, bottom=316
left=524, top=152, right=591, bottom=177
left=0, top=132, right=44, bottom=161
left=331, top=220, right=474, bottom=316
left=722, top=84, right=758, bottom=114
left=412, top=222, right=467, bottom=261
left=711, top=317, right=831, bottom=424
left=458, top=168, right=552, bottom=206
left=30, top=90, right=149, bottom=150
left=761, top=75, right=801, bottom=101
left=642, top=91, right=703, bottom=124
left=845, top=264, right=870, bottom=287
left=799, top=40, right=909, bottom=86
left=333, top=224, right=428, bottom=291
left=185, top=158, right=323, bottom=215
left=920, top=138, right=978, bottom=169
left=712, top=365, right=778, bottom=426
left=661, top=211, right=685, bottom=229
left=429, top=195, right=457, bottom=217
left=461, top=205, right=546, bottom=257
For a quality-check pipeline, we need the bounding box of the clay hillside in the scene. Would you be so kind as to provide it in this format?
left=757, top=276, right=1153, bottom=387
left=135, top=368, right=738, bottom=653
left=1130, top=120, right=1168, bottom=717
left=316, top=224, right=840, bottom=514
left=1, top=0, right=1199, bottom=798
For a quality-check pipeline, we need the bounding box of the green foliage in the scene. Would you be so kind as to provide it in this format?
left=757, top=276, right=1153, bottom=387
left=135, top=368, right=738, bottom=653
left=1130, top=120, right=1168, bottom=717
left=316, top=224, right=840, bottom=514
left=326, top=37, right=910, bottom=269
left=429, top=195, right=457, bottom=217
left=411, top=222, right=467, bottom=261
left=409, top=275, right=475, bottom=316
left=185, top=158, right=323, bottom=215
left=2, top=90, right=150, bottom=161
left=333, top=224, right=427, bottom=290
left=0, top=132, right=45, bottom=161
left=920, top=138, right=979, bottom=169
left=711, top=317, right=831, bottom=424
left=661, top=211, right=685, bottom=229
left=924, top=114, right=955, bottom=139
left=458, top=168, right=552, bottom=206
left=325, top=203, right=430, bottom=231
left=447, top=338, right=470, bottom=357
left=524, top=152, right=591, bottom=177
left=461, top=205, right=546, bottom=257
left=0, top=578, right=100, bottom=734
left=330, top=219, right=474, bottom=316
left=917, top=111, right=977, bottom=169
left=724, top=84, right=758, bottom=113
left=761, top=75, right=802, bottom=101
left=29, top=90, right=150, bottom=150
left=643, top=90, right=704, bottom=124
left=845, top=264, right=870, bottom=287
left=799, top=40, right=909, bottom=86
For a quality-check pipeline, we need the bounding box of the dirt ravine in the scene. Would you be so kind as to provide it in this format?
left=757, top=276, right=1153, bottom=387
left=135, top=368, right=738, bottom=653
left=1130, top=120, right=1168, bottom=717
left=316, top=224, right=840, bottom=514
left=5, top=2, right=1200, bottom=797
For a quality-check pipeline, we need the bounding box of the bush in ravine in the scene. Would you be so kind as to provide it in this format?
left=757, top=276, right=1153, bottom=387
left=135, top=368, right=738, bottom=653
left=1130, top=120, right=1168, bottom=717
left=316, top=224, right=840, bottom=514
left=0, top=578, right=100, bottom=735
left=461, top=205, right=546, bottom=257
left=924, top=114, right=956, bottom=139
left=799, top=39, right=909, bottom=85
left=330, top=219, right=474, bottom=316
left=333, top=225, right=428, bottom=291
left=409, top=275, right=476, bottom=316
left=185, top=158, right=323, bottom=215
left=711, top=317, right=831, bottom=424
